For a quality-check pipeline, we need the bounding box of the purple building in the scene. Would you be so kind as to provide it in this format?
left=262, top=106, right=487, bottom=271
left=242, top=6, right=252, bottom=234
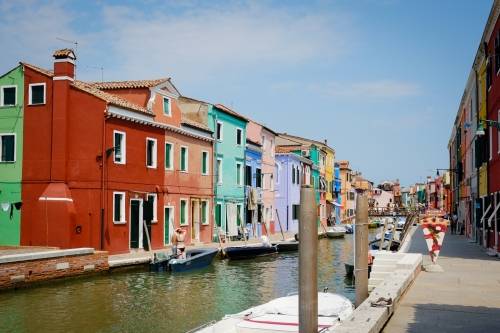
left=275, top=152, right=312, bottom=234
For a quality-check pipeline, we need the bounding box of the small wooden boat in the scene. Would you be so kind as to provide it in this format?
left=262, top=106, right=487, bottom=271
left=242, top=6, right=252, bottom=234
left=168, top=248, right=219, bottom=273
left=272, top=240, right=299, bottom=252
left=326, top=226, right=346, bottom=238
left=223, top=244, right=277, bottom=260
left=194, top=292, right=354, bottom=333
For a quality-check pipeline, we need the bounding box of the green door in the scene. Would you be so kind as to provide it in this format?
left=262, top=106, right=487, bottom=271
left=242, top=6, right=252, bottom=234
left=164, top=207, right=172, bottom=245
left=130, top=200, right=140, bottom=249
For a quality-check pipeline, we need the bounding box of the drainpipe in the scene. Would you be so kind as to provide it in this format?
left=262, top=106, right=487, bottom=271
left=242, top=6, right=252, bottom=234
left=100, top=107, right=108, bottom=251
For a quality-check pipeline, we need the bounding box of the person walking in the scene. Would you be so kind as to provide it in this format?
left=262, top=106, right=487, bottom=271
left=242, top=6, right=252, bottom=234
left=451, top=213, right=458, bottom=235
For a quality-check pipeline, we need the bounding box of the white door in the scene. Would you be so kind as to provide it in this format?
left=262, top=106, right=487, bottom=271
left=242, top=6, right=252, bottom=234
left=164, top=206, right=174, bottom=245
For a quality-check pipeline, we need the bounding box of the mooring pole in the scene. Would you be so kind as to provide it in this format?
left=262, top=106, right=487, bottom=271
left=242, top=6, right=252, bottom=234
left=355, top=191, right=369, bottom=307
left=299, top=184, right=318, bottom=333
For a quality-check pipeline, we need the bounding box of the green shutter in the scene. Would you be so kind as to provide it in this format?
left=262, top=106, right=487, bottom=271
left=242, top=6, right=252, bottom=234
left=202, top=152, right=207, bottom=174
left=215, top=204, right=221, bottom=227
left=165, top=143, right=171, bottom=169
left=201, top=201, right=207, bottom=224
left=163, top=98, right=170, bottom=115
left=181, top=147, right=186, bottom=171
left=114, top=194, right=121, bottom=221
left=181, top=201, right=186, bottom=225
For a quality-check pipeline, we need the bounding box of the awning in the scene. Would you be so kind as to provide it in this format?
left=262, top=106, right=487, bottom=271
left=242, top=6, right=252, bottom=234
left=487, top=200, right=500, bottom=228
left=332, top=201, right=343, bottom=208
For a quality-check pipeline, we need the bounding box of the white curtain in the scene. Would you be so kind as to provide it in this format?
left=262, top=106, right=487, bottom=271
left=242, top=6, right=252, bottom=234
left=226, top=203, right=238, bottom=236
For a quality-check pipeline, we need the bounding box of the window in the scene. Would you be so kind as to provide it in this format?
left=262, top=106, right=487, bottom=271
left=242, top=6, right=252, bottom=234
left=0, top=134, right=15, bottom=162
left=201, top=200, right=209, bottom=225
left=165, top=142, right=173, bottom=170
left=270, top=140, right=275, bottom=157
left=256, top=168, right=262, bottom=188
left=113, top=192, right=126, bottom=224
left=216, top=121, right=223, bottom=141
left=0, top=86, right=16, bottom=106
left=202, top=151, right=209, bottom=175
left=270, top=174, right=274, bottom=191
left=217, top=158, right=223, bottom=184
left=29, top=83, right=45, bottom=105
left=180, top=199, right=188, bottom=225
left=163, top=97, right=171, bottom=116
left=296, top=168, right=300, bottom=184
left=113, top=131, right=126, bottom=164
left=180, top=146, right=188, bottom=172
left=262, top=135, right=266, bottom=150
left=257, top=204, right=263, bottom=223
left=236, top=128, right=242, bottom=145
left=148, top=194, right=158, bottom=223
left=146, top=138, right=157, bottom=168
left=292, top=204, right=300, bottom=220
left=245, top=165, right=252, bottom=186
left=292, top=166, right=296, bottom=184
left=236, top=162, right=243, bottom=186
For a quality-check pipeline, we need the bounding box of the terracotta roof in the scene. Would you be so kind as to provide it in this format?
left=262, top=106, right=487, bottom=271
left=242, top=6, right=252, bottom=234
left=53, top=49, right=76, bottom=59
left=247, top=138, right=262, bottom=147
left=181, top=116, right=212, bottom=133
left=275, top=145, right=301, bottom=153
left=278, top=133, right=334, bottom=153
left=21, top=62, right=54, bottom=77
left=214, top=104, right=248, bottom=122
left=91, top=78, right=169, bottom=90
left=72, top=80, right=152, bottom=115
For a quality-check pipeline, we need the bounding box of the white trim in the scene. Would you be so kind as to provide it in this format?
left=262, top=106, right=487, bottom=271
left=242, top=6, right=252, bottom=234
left=180, top=198, right=189, bottom=226
left=216, top=121, right=224, bottom=141
left=113, top=130, right=126, bottom=164
left=201, top=200, right=210, bottom=225
left=146, top=137, right=157, bottom=168
left=164, top=205, right=175, bottom=246
left=163, top=96, right=172, bottom=116
left=236, top=162, right=243, bottom=186
left=217, top=158, right=223, bottom=184
left=165, top=141, right=174, bottom=170
left=0, top=85, right=17, bottom=107
left=38, top=196, right=73, bottom=202
left=0, top=133, right=16, bottom=163
left=28, top=83, right=46, bottom=105
left=54, top=58, right=75, bottom=65
left=53, top=76, right=74, bottom=82
left=180, top=145, right=189, bottom=172
left=236, top=128, right=243, bottom=146
left=201, top=150, right=210, bottom=175
left=108, top=105, right=154, bottom=123
left=148, top=193, right=158, bottom=223
left=113, top=192, right=126, bottom=224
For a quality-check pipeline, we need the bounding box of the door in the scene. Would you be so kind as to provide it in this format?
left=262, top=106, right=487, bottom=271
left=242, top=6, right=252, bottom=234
left=130, top=199, right=143, bottom=249
left=192, top=200, right=200, bottom=242
left=164, top=206, right=174, bottom=245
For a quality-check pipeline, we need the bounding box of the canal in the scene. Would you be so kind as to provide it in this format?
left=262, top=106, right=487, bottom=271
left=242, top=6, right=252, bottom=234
left=0, top=235, right=363, bottom=333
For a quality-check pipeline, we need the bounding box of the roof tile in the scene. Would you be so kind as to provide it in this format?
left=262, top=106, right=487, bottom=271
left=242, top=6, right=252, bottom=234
left=91, top=78, right=169, bottom=89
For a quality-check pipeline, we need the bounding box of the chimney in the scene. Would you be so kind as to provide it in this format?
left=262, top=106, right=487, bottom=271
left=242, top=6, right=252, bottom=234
left=53, top=48, right=76, bottom=79
left=324, top=139, right=327, bottom=145
left=50, top=49, right=76, bottom=181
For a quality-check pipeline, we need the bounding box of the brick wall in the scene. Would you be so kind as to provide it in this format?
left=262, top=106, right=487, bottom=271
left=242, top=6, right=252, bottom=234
left=0, top=251, right=109, bottom=290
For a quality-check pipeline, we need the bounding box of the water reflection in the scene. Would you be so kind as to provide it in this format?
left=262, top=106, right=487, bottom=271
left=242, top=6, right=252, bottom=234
left=0, top=236, right=362, bottom=333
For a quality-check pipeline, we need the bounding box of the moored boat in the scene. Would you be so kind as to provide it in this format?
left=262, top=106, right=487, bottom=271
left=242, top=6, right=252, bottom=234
left=326, top=225, right=346, bottom=238
left=194, top=292, right=354, bottom=333
left=272, top=240, right=299, bottom=252
left=169, top=248, right=219, bottom=273
left=223, top=243, right=277, bottom=260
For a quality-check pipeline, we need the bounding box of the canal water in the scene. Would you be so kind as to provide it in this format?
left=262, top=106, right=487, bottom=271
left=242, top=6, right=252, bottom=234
left=0, top=236, right=362, bottom=333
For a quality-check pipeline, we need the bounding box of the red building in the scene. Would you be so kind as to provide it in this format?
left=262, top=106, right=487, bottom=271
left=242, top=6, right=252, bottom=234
left=486, top=15, right=500, bottom=253
left=20, top=49, right=213, bottom=254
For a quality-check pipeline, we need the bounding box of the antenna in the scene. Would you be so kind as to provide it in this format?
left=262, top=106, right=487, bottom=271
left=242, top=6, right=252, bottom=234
left=84, top=65, right=104, bottom=82
left=56, top=37, right=78, bottom=53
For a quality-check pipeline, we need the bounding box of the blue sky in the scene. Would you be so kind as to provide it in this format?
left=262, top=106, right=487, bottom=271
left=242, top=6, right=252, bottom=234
left=0, top=0, right=492, bottom=186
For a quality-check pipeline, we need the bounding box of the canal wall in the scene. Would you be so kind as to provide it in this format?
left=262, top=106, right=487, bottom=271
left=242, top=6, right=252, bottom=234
left=0, top=248, right=108, bottom=290
left=332, top=252, right=422, bottom=333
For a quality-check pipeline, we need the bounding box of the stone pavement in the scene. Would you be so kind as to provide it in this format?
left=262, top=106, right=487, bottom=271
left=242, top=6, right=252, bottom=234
left=383, top=228, right=500, bottom=332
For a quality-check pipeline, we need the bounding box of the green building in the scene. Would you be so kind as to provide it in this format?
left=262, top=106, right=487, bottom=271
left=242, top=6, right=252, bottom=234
left=208, top=104, right=247, bottom=240
left=0, top=65, right=24, bottom=245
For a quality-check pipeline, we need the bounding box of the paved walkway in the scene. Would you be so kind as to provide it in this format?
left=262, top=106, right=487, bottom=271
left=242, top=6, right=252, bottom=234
left=383, top=229, right=500, bottom=332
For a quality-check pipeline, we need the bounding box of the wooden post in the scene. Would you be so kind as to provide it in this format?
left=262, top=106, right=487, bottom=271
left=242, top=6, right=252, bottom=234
left=355, top=191, right=369, bottom=307
left=299, top=185, right=318, bottom=332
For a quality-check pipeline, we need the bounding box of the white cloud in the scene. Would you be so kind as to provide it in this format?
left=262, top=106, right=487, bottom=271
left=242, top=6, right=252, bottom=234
left=97, top=3, right=349, bottom=81
left=311, top=80, right=421, bottom=98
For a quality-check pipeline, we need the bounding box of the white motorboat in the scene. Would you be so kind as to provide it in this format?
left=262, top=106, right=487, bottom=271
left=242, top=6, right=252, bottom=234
left=326, top=225, right=346, bottom=238
left=194, top=292, right=354, bottom=333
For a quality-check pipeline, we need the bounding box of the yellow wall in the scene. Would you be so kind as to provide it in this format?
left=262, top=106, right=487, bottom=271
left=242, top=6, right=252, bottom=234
left=325, top=149, right=334, bottom=202
left=479, top=163, right=488, bottom=197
